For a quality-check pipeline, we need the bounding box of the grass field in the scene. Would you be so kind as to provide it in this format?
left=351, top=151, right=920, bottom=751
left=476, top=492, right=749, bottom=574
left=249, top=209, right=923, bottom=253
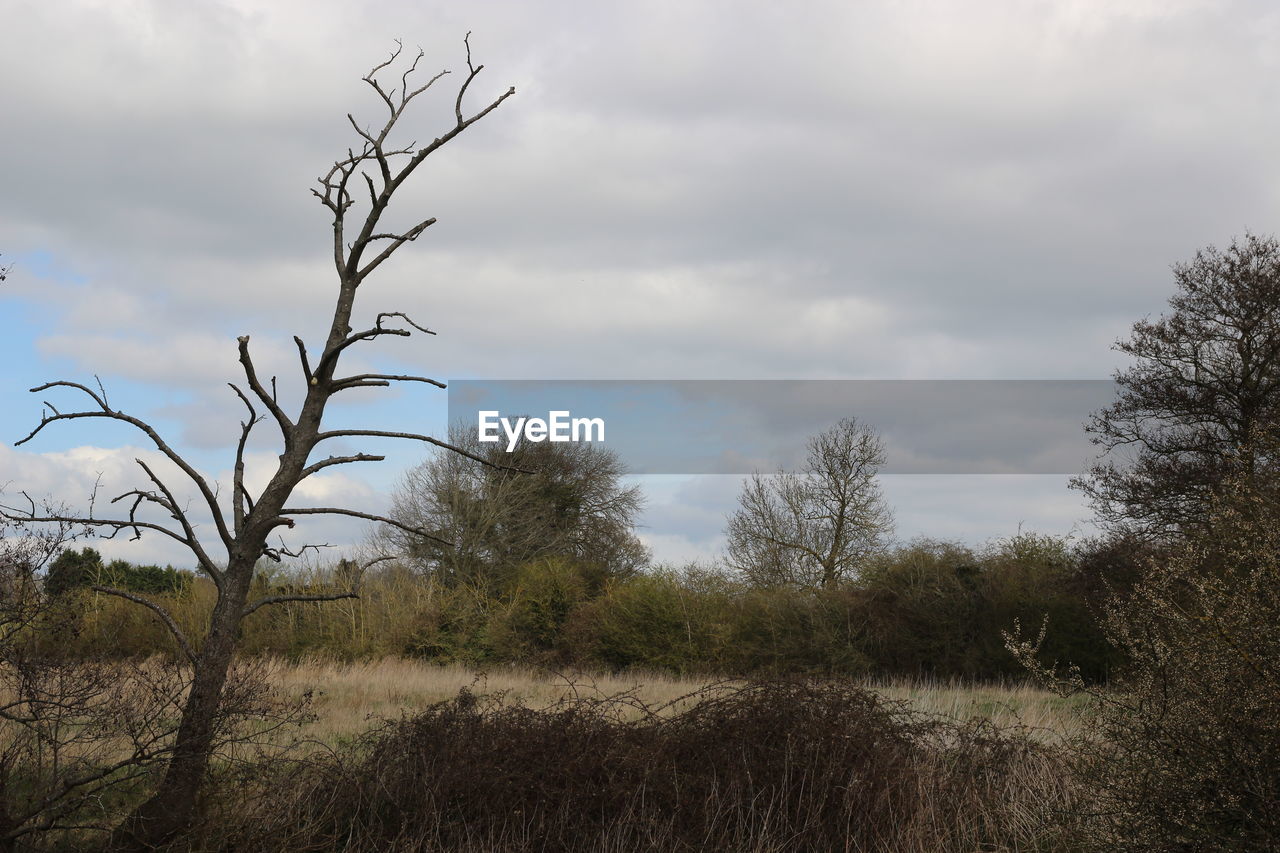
left=263, top=657, right=1088, bottom=746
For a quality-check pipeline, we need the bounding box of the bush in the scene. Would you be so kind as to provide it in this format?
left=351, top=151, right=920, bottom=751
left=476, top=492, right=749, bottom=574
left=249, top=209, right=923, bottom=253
left=486, top=558, right=591, bottom=661
left=44, top=547, right=192, bottom=597
left=860, top=536, right=1114, bottom=681
left=567, top=569, right=723, bottom=672
left=1009, top=479, right=1280, bottom=849
left=721, top=585, right=873, bottom=674
left=195, top=680, right=1074, bottom=853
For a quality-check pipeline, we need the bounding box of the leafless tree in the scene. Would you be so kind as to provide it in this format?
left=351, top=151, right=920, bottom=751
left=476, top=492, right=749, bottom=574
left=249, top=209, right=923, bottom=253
left=0, top=37, right=513, bottom=848
left=386, top=424, right=649, bottom=593
left=725, top=417, right=893, bottom=589
left=1075, top=233, right=1280, bottom=540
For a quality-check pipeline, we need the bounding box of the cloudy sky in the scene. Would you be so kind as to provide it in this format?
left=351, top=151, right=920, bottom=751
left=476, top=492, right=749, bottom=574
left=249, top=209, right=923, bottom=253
left=2, top=0, right=1278, bottom=568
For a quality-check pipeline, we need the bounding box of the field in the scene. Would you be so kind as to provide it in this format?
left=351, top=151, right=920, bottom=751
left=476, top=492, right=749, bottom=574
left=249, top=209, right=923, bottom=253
left=188, top=660, right=1082, bottom=852
left=264, top=657, right=1088, bottom=745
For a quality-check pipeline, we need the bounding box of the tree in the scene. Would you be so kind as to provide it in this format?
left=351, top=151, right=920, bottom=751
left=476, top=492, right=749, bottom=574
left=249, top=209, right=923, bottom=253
left=725, top=417, right=893, bottom=589
left=0, top=38, right=514, bottom=848
left=1076, top=233, right=1280, bottom=539
left=1009, top=469, right=1280, bottom=849
left=0, top=513, right=273, bottom=851
left=387, top=424, right=649, bottom=594
left=43, top=546, right=104, bottom=597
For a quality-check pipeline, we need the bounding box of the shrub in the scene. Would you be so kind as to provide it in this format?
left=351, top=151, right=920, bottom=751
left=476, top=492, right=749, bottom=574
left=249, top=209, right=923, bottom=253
left=44, top=548, right=192, bottom=597
left=721, top=585, right=873, bottom=674
left=566, top=569, right=724, bottom=672
left=486, top=558, right=590, bottom=661
left=195, top=680, right=1074, bottom=853
left=1009, top=479, right=1280, bottom=849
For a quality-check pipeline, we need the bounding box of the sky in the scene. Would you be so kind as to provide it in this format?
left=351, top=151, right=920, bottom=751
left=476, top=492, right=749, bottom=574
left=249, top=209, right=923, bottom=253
left=2, top=0, right=1279, bottom=569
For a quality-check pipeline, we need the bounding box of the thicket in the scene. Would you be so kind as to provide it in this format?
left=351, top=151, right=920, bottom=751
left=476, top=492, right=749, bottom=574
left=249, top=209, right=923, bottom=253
left=188, top=680, right=1074, bottom=853
left=0, top=519, right=302, bottom=851
left=1010, top=474, right=1280, bottom=850
left=45, top=547, right=191, bottom=597
left=49, top=532, right=1123, bottom=682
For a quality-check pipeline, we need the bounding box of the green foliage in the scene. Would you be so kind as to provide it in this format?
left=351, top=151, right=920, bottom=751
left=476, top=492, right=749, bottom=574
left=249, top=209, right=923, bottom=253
left=105, top=561, right=192, bottom=594
left=37, top=535, right=1117, bottom=683
left=860, top=536, right=1116, bottom=681
left=722, top=586, right=872, bottom=674
left=44, top=547, right=103, bottom=597
left=568, top=569, right=723, bottom=672
left=486, top=558, right=591, bottom=660
left=44, top=548, right=191, bottom=598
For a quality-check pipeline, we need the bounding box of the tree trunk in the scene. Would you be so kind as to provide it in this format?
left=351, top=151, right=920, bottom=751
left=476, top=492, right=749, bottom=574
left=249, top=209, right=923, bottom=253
left=109, top=563, right=252, bottom=849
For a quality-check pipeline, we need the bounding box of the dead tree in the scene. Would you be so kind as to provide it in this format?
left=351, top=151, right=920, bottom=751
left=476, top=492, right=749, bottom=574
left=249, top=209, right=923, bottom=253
left=0, top=37, right=513, bottom=848
left=0, top=512, right=299, bottom=851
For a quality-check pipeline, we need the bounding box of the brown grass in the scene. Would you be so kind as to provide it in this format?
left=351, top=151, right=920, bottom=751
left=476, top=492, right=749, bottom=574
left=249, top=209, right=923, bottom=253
left=260, top=657, right=1086, bottom=747
left=193, top=678, right=1079, bottom=853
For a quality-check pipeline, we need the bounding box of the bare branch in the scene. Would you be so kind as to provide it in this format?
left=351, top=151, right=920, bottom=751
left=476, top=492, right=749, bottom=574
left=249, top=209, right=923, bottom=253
left=227, top=383, right=261, bottom=540
left=131, top=458, right=224, bottom=585
left=337, top=36, right=514, bottom=282
left=376, top=311, right=436, bottom=335
left=332, top=373, right=446, bottom=392
left=0, top=498, right=196, bottom=550
left=313, top=312, right=438, bottom=377
left=236, top=337, right=293, bottom=437
left=363, top=40, right=403, bottom=114
left=279, top=506, right=453, bottom=547
left=316, top=429, right=533, bottom=473
left=261, top=539, right=332, bottom=562
left=403, top=67, right=449, bottom=106
left=398, top=47, right=426, bottom=104
left=345, top=112, right=377, bottom=146
left=15, top=380, right=233, bottom=547
left=90, top=586, right=198, bottom=666
left=355, top=217, right=436, bottom=280
left=300, top=453, right=386, bottom=479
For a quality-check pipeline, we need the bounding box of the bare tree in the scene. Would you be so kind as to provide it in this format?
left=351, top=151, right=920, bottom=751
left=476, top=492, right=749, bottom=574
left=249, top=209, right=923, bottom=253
left=387, top=424, right=649, bottom=593
left=1076, top=233, right=1280, bottom=540
left=0, top=37, right=513, bottom=848
left=725, top=417, right=893, bottom=589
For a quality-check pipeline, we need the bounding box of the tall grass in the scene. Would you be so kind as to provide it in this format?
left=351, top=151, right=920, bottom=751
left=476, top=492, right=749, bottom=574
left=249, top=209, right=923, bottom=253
left=192, top=680, right=1078, bottom=853
left=261, top=658, right=1085, bottom=747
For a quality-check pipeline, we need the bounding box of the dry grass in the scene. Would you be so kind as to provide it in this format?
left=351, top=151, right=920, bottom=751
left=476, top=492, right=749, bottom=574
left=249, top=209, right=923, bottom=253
left=267, top=658, right=721, bottom=745
left=867, top=677, right=1089, bottom=739
left=197, top=678, right=1077, bottom=853
left=262, top=657, right=1086, bottom=746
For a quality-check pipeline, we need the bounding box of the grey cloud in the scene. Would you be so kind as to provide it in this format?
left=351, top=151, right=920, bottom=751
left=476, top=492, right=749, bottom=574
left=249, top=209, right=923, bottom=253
left=4, top=0, right=1277, bottom=560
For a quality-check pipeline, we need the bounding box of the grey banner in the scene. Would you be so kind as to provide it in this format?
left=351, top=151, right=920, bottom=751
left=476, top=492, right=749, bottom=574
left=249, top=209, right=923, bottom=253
left=446, top=380, right=1116, bottom=475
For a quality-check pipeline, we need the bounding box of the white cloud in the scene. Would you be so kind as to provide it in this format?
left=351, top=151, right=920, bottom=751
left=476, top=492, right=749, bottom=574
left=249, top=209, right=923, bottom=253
left=0, top=440, right=385, bottom=570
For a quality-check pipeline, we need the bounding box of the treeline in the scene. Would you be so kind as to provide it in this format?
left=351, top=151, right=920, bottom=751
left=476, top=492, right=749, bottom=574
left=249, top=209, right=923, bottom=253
left=45, top=547, right=191, bottom=596
left=50, top=532, right=1135, bottom=682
